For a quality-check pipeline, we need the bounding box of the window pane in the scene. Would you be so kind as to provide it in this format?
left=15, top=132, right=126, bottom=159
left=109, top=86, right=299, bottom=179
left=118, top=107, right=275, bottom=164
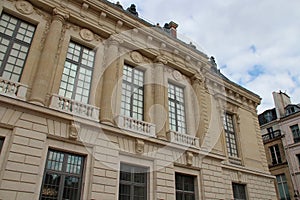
left=168, top=83, right=186, bottom=134
left=0, top=137, right=4, bottom=154
left=232, top=183, right=246, bottom=200
left=59, top=42, right=94, bottom=103
left=224, top=113, right=238, bottom=157
left=119, top=163, right=148, bottom=200
left=40, top=149, right=85, bottom=200
left=0, top=13, right=36, bottom=81
left=175, top=173, right=195, bottom=200
left=120, top=65, right=144, bottom=120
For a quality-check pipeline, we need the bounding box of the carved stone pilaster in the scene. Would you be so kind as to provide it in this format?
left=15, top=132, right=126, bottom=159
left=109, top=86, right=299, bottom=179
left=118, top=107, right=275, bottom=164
left=30, top=7, right=69, bottom=105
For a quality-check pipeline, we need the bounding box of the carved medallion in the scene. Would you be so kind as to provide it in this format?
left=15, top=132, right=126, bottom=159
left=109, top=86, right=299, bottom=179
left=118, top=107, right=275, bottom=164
left=131, top=51, right=143, bottom=63
left=173, top=70, right=182, bottom=81
left=80, top=28, right=94, bottom=41
left=15, top=1, right=34, bottom=15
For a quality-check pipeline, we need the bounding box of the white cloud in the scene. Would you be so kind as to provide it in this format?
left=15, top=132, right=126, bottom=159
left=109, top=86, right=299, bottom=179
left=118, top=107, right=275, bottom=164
left=113, top=0, right=300, bottom=111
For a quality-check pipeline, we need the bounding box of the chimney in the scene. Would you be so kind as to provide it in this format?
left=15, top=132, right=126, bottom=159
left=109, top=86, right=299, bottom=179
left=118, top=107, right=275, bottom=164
left=163, top=21, right=178, bottom=38
left=272, top=91, right=291, bottom=118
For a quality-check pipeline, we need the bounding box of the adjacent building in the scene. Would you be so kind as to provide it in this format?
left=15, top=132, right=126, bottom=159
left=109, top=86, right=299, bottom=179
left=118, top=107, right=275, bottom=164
left=0, top=0, right=276, bottom=199
left=259, top=91, right=300, bottom=199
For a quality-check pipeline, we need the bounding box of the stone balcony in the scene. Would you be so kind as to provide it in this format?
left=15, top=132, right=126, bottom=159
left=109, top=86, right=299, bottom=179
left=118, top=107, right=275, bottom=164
left=49, top=94, right=100, bottom=122
left=167, top=131, right=200, bottom=148
left=115, top=115, right=156, bottom=137
left=0, top=77, right=28, bottom=100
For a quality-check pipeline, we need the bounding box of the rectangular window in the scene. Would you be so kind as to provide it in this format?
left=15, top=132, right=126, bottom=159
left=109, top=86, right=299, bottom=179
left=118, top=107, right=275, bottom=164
left=119, top=163, right=148, bottom=200
left=297, top=154, right=300, bottom=168
left=290, top=124, right=300, bottom=143
left=168, top=83, right=186, bottom=134
left=40, top=149, right=85, bottom=200
left=232, top=183, right=247, bottom=200
left=120, top=65, right=144, bottom=120
left=224, top=113, right=238, bottom=157
left=276, top=174, right=291, bottom=200
left=175, top=173, right=195, bottom=200
left=0, top=137, right=4, bottom=154
left=0, top=13, right=36, bottom=82
left=58, top=42, right=95, bottom=104
left=269, top=144, right=282, bottom=165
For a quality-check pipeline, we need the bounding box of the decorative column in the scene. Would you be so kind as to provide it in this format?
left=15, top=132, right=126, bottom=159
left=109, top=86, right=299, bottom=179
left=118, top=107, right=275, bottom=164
left=153, top=56, right=168, bottom=139
left=30, top=8, right=69, bottom=105
left=100, top=37, right=122, bottom=125
left=191, top=75, right=208, bottom=139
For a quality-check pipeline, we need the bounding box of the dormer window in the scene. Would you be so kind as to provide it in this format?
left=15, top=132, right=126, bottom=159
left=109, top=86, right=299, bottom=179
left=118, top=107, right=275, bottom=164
left=286, top=106, right=295, bottom=116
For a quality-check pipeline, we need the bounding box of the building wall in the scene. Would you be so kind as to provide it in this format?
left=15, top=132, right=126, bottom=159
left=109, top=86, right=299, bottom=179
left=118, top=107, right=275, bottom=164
left=0, top=0, right=276, bottom=199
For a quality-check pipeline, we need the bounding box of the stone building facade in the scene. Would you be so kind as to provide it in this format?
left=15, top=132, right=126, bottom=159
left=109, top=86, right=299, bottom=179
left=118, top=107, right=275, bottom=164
left=259, top=91, right=300, bottom=199
left=0, top=0, right=276, bottom=199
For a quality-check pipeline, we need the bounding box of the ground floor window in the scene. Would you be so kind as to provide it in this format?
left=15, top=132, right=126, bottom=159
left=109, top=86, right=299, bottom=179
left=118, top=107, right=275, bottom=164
left=40, top=149, right=85, bottom=200
left=232, top=183, right=247, bottom=200
left=276, top=174, right=291, bottom=200
left=175, top=173, right=196, bottom=200
left=119, top=163, right=148, bottom=200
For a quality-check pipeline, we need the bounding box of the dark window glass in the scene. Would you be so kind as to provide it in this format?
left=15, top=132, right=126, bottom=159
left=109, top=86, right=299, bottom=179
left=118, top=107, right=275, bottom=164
left=119, top=163, right=148, bottom=200
left=0, top=13, right=36, bottom=82
left=58, top=42, right=95, bottom=104
left=168, top=83, right=186, bottom=134
left=40, top=149, right=85, bottom=200
left=276, top=174, right=291, bottom=200
left=224, top=113, right=238, bottom=157
left=0, top=137, right=4, bottom=153
left=175, top=173, right=195, bottom=200
left=290, top=124, right=300, bottom=143
left=269, top=144, right=282, bottom=165
left=232, top=183, right=247, bottom=200
left=120, top=65, right=144, bottom=120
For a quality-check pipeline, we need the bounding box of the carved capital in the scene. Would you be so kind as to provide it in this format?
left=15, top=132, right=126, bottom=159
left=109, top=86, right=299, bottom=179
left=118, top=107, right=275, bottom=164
left=155, top=55, right=168, bottom=65
left=53, top=8, right=69, bottom=22
left=15, top=1, right=33, bottom=15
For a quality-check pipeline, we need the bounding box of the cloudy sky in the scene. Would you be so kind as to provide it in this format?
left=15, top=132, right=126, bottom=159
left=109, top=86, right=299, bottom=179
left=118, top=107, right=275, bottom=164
left=112, top=0, right=300, bottom=113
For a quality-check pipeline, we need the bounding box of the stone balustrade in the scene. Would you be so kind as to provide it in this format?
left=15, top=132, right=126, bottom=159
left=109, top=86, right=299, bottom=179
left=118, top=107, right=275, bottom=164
left=0, top=77, right=28, bottom=100
left=115, top=115, right=156, bottom=137
left=167, top=131, right=200, bottom=147
left=49, top=94, right=100, bottom=121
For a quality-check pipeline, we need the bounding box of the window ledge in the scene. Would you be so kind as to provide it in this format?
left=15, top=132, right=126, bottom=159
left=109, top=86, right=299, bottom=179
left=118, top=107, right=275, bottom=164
left=167, top=131, right=199, bottom=148
left=49, top=94, right=100, bottom=122
left=115, top=115, right=156, bottom=137
left=0, top=77, right=28, bottom=100
left=229, top=156, right=242, bottom=165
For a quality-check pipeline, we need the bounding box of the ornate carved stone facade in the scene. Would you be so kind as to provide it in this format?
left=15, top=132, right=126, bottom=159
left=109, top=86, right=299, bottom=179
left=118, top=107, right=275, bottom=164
left=0, top=0, right=276, bottom=199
